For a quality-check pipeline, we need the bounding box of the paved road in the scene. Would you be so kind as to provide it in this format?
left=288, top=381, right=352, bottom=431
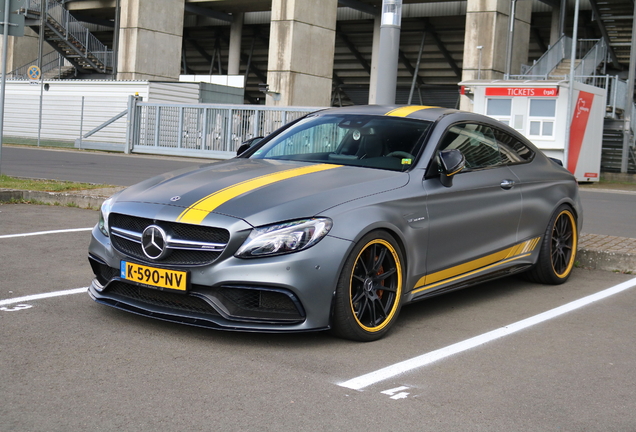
left=0, top=146, right=209, bottom=186
left=1, top=146, right=635, bottom=238
left=579, top=189, right=636, bottom=238
left=1, top=204, right=635, bottom=431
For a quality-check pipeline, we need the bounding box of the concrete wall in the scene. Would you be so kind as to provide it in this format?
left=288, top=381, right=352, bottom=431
left=2, top=28, right=55, bottom=73
left=266, top=0, right=337, bottom=107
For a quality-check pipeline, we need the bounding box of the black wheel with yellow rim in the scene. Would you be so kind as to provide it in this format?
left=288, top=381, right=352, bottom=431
left=331, top=231, right=404, bottom=342
left=524, top=205, right=578, bottom=284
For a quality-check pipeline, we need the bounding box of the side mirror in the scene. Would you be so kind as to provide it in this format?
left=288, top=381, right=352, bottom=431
left=237, top=137, right=264, bottom=156
left=439, top=149, right=466, bottom=187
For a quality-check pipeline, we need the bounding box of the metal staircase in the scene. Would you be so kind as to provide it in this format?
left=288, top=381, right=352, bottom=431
left=589, top=0, right=634, bottom=70
left=15, top=0, right=113, bottom=78
left=519, top=36, right=607, bottom=80
left=602, top=119, right=636, bottom=172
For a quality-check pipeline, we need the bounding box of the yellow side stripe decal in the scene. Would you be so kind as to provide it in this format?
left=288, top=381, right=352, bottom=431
left=177, top=164, right=341, bottom=224
left=385, top=105, right=436, bottom=117
left=413, top=254, right=533, bottom=294
left=413, top=237, right=541, bottom=294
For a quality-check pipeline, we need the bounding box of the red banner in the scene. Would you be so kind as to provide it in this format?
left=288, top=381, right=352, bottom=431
left=485, top=87, right=559, bottom=97
left=568, top=91, right=594, bottom=174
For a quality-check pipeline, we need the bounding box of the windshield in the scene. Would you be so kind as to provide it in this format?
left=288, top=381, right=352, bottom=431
left=250, top=114, right=433, bottom=171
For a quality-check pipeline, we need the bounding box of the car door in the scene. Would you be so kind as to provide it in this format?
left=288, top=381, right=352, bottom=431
left=421, top=122, right=522, bottom=287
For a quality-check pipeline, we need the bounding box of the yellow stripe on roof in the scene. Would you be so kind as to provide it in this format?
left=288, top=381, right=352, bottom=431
left=176, top=164, right=341, bottom=224
left=385, top=105, right=436, bottom=117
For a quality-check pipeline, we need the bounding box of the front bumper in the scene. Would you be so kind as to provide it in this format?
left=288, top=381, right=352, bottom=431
left=88, top=226, right=353, bottom=333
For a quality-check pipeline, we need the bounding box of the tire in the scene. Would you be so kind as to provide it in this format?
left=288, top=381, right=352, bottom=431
left=524, top=205, right=578, bottom=285
left=331, top=231, right=404, bottom=342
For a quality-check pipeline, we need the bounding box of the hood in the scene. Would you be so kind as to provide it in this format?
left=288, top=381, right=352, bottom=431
left=115, top=159, right=409, bottom=227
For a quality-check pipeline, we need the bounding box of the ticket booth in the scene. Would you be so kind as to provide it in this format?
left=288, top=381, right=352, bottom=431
left=459, top=80, right=606, bottom=182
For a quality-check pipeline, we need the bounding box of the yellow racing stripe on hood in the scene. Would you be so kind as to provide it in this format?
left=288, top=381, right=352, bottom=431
left=177, top=164, right=341, bottom=224
left=385, top=105, right=435, bottom=117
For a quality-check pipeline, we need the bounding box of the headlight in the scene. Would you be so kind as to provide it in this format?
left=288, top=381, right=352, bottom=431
left=235, top=218, right=332, bottom=258
left=98, top=197, right=114, bottom=237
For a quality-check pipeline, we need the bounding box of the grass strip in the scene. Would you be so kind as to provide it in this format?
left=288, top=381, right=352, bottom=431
left=0, top=174, right=112, bottom=192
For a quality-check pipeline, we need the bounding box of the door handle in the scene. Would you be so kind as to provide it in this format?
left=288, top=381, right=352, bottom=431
left=500, top=179, right=515, bottom=190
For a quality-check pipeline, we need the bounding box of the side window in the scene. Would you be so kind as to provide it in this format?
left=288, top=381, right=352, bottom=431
left=528, top=99, right=556, bottom=137
left=492, top=128, right=535, bottom=164
left=438, top=123, right=502, bottom=170
left=486, top=98, right=512, bottom=126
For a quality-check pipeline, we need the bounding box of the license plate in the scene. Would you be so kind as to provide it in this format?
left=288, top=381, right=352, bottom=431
left=121, top=261, right=189, bottom=292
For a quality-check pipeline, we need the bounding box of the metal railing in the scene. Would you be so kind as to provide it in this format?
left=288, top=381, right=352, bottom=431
left=570, top=75, right=633, bottom=120
left=8, top=51, right=71, bottom=79
left=23, top=0, right=113, bottom=71
left=126, top=98, right=322, bottom=158
left=518, top=37, right=606, bottom=80
left=520, top=35, right=572, bottom=78
left=574, top=39, right=607, bottom=77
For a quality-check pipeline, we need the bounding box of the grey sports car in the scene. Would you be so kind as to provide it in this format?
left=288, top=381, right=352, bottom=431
left=88, top=105, right=582, bottom=341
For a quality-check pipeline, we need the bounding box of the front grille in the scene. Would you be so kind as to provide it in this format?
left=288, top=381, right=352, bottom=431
left=109, top=213, right=230, bottom=266
left=106, top=281, right=220, bottom=317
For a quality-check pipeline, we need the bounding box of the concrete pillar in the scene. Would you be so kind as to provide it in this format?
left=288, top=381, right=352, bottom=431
left=460, top=0, right=532, bottom=110
left=228, top=12, right=244, bottom=75
left=550, top=5, right=561, bottom=45
left=368, top=15, right=381, bottom=104
left=266, top=0, right=337, bottom=107
left=1, top=28, right=48, bottom=73
left=117, top=0, right=185, bottom=81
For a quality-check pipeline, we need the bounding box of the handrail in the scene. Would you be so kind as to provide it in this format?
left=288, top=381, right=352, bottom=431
left=521, top=35, right=572, bottom=78
left=8, top=51, right=67, bottom=79
left=574, top=38, right=607, bottom=77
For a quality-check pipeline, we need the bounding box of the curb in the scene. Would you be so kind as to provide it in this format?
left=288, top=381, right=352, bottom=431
left=0, top=189, right=110, bottom=210
left=578, top=233, right=636, bottom=273
left=1, top=189, right=634, bottom=274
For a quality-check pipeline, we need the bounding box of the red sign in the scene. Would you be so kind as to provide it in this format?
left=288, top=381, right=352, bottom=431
left=568, top=91, right=595, bottom=174
left=583, top=173, right=599, bottom=178
left=485, top=87, right=559, bottom=97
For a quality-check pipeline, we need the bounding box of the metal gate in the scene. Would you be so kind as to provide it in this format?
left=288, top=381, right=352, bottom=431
left=127, top=98, right=320, bottom=159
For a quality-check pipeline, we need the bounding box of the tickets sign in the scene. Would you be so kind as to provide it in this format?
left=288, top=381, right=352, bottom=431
left=485, top=87, right=559, bottom=97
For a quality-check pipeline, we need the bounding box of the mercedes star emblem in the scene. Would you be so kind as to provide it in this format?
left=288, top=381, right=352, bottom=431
left=141, top=225, right=168, bottom=260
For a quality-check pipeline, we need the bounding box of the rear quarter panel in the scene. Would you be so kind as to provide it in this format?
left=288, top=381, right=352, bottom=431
left=508, top=156, right=583, bottom=242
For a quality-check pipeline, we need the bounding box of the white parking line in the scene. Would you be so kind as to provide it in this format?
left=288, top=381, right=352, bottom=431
left=0, top=287, right=88, bottom=306
left=0, top=228, right=93, bottom=239
left=339, top=276, right=636, bottom=391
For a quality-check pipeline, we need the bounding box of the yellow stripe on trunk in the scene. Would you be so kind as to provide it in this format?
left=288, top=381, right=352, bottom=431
left=177, top=164, right=341, bottom=224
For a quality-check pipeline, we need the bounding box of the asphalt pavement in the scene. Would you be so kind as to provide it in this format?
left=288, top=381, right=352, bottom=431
left=0, top=145, right=210, bottom=186
left=2, top=146, right=636, bottom=430
left=1, top=204, right=635, bottom=431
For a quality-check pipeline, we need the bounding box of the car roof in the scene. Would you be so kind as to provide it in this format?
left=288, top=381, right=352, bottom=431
left=313, top=105, right=458, bottom=122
